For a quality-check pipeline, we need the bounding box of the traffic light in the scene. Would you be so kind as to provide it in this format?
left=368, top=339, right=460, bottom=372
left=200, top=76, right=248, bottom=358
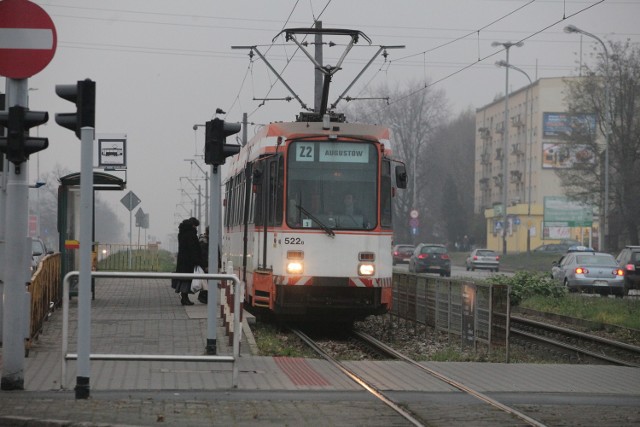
left=204, top=118, right=241, bottom=166
left=55, top=78, right=95, bottom=138
left=0, top=105, right=49, bottom=170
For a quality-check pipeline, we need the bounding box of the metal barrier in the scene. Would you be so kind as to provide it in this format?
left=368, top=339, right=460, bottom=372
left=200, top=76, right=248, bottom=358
left=28, top=253, right=61, bottom=349
left=391, top=272, right=510, bottom=355
left=61, top=271, right=243, bottom=389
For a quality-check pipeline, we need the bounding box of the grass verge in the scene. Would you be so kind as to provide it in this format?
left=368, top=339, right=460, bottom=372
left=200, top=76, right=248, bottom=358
left=520, top=294, right=640, bottom=330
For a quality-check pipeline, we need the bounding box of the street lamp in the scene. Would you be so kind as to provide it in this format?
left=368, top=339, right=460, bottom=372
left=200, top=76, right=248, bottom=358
left=495, top=60, right=534, bottom=253
left=184, top=157, right=209, bottom=229
left=564, top=24, right=611, bottom=252
left=492, top=41, right=523, bottom=255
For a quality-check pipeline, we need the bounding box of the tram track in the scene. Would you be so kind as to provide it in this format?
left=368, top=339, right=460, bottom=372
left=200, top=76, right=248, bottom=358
left=290, top=327, right=547, bottom=427
left=510, top=315, right=640, bottom=367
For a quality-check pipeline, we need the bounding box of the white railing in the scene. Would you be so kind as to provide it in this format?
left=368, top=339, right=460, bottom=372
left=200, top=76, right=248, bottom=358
left=61, top=271, right=243, bottom=389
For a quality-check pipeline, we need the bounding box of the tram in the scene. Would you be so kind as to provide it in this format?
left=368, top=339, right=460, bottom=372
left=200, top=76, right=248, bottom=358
left=222, top=115, right=406, bottom=322
left=220, top=27, right=407, bottom=321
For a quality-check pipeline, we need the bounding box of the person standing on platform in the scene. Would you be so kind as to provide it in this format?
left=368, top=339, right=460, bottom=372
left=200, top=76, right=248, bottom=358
left=172, top=217, right=204, bottom=305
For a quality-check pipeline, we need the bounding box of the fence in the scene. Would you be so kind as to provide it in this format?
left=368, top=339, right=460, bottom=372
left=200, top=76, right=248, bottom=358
left=95, top=243, right=161, bottom=271
left=27, top=253, right=62, bottom=351
left=391, top=273, right=510, bottom=356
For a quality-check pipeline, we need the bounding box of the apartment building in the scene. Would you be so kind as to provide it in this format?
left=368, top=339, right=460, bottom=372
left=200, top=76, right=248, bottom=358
left=475, top=76, right=598, bottom=253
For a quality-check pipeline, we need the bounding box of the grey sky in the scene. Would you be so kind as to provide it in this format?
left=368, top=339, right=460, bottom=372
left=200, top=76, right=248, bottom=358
left=4, top=0, right=638, bottom=249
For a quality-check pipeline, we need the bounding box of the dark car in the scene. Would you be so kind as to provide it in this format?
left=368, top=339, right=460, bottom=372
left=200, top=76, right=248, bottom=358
left=408, top=243, right=451, bottom=277
left=392, top=244, right=414, bottom=266
left=533, top=240, right=582, bottom=253
left=615, top=246, right=640, bottom=295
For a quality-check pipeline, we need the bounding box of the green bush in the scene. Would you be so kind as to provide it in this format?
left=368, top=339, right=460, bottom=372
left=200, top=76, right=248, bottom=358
left=485, top=271, right=566, bottom=306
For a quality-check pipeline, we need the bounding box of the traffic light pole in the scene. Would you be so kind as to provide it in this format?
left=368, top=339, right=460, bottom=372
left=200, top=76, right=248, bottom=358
left=206, top=164, right=220, bottom=354
left=75, top=126, right=95, bottom=399
left=203, top=115, right=240, bottom=355
left=1, top=78, right=29, bottom=391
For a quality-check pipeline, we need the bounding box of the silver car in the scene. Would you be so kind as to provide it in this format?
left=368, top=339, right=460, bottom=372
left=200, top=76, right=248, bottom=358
left=465, top=248, right=500, bottom=272
left=551, top=252, right=625, bottom=297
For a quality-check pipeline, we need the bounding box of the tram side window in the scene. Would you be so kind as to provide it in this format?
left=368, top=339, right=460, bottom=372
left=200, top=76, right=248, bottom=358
left=224, top=181, right=231, bottom=227
left=381, top=159, right=392, bottom=228
left=254, top=156, right=283, bottom=226
left=234, top=174, right=242, bottom=226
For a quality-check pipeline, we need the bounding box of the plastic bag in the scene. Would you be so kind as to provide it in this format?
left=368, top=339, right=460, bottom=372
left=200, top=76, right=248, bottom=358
left=191, top=266, right=208, bottom=293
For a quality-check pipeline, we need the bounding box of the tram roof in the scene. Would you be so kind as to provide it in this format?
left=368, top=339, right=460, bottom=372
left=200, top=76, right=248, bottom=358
left=257, top=121, right=391, bottom=141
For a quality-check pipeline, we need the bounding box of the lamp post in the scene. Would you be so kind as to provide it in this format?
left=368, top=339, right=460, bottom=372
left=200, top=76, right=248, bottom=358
left=496, top=60, right=534, bottom=253
left=564, top=25, right=610, bottom=252
left=184, top=157, right=209, bottom=229
left=492, top=41, right=523, bottom=255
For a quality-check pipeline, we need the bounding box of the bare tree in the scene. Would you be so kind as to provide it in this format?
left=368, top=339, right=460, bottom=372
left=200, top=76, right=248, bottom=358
left=431, top=109, right=478, bottom=247
left=348, top=80, right=448, bottom=244
left=561, top=40, right=640, bottom=247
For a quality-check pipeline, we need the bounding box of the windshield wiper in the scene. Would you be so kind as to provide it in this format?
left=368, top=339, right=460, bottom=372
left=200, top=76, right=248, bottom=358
left=296, top=204, right=335, bottom=237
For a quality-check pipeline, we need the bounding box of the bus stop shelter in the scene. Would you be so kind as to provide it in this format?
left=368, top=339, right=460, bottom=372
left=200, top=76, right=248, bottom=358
left=57, top=172, right=126, bottom=297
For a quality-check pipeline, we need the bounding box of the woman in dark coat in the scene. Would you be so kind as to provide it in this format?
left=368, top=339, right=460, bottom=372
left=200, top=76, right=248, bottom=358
left=173, top=217, right=204, bottom=305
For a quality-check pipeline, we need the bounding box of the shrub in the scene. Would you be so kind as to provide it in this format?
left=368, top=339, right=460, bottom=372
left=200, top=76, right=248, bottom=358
left=485, top=271, right=566, bottom=306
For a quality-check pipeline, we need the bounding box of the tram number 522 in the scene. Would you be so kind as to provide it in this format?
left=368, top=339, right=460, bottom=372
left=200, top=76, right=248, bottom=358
left=284, top=237, right=304, bottom=245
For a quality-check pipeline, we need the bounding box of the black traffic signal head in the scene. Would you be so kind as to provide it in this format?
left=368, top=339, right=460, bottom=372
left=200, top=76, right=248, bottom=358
left=0, top=106, right=49, bottom=170
left=204, top=118, right=241, bottom=165
left=55, top=78, right=95, bottom=138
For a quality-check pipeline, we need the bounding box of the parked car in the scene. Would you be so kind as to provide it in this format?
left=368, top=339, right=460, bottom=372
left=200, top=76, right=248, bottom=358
left=533, top=239, right=582, bottom=253
left=31, top=238, right=52, bottom=272
left=465, top=248, right=500, bottom=272
left=408, top=243, right=451, bottom=277
left=551, top=251, right=625, bottom=297
left=615, top=245, right=640, bottom=295
left=392, top=244, right=414, bottom=266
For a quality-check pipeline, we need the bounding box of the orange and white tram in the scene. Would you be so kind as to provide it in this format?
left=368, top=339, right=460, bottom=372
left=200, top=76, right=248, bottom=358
left=222, top=116, right=406, bottom=322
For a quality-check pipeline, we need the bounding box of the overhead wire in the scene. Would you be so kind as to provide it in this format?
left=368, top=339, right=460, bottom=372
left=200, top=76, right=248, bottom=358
left=392, top=0, right=537, bottom=63
left=371, top=0, right=605, bottom=113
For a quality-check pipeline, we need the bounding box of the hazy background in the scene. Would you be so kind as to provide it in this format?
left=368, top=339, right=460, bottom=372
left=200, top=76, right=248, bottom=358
left=4, top=0, right=638, bottom=250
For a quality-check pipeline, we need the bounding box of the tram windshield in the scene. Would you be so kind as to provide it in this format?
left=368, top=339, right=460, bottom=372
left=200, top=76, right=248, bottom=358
left=287, top=140, right=377, bottom=231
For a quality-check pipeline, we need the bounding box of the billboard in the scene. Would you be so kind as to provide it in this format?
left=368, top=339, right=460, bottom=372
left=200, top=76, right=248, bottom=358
left=543, top=196, right=593, bottom=227
left=543, top=112, right=596, bottom=138
left=542, top=143, right=595, bottom=169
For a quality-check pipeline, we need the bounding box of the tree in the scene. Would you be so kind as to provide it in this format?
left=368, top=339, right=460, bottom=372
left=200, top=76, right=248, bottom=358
left=561, top=41, right=640, bottom=246
left=431, top=109, right=477, bottom=247
left=348, top=80, right=449, bottom=244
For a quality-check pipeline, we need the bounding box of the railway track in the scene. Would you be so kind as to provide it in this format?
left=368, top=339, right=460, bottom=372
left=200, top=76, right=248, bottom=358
left=291, top=327, right=547, bottom=427
left=510, top=315, right=640, bottom=367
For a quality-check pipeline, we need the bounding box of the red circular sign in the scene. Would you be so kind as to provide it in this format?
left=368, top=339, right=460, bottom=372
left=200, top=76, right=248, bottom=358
left=0, top=0, right=57, bottom=79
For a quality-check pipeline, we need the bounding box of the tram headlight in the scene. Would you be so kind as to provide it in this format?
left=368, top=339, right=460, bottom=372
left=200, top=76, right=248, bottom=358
left=287, top=261, right=304, bottom=275
left=286, top=251, right=304, bottom=275
left=358, top=263, right=375, bottom=276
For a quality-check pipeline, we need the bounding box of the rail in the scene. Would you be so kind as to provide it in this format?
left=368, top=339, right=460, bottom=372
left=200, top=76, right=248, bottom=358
left=61, top=270, right=243, bottom=389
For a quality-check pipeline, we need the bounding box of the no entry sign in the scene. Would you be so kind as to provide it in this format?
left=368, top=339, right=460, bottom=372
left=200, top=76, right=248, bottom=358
left=0, top=0, right=57, bottom=79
